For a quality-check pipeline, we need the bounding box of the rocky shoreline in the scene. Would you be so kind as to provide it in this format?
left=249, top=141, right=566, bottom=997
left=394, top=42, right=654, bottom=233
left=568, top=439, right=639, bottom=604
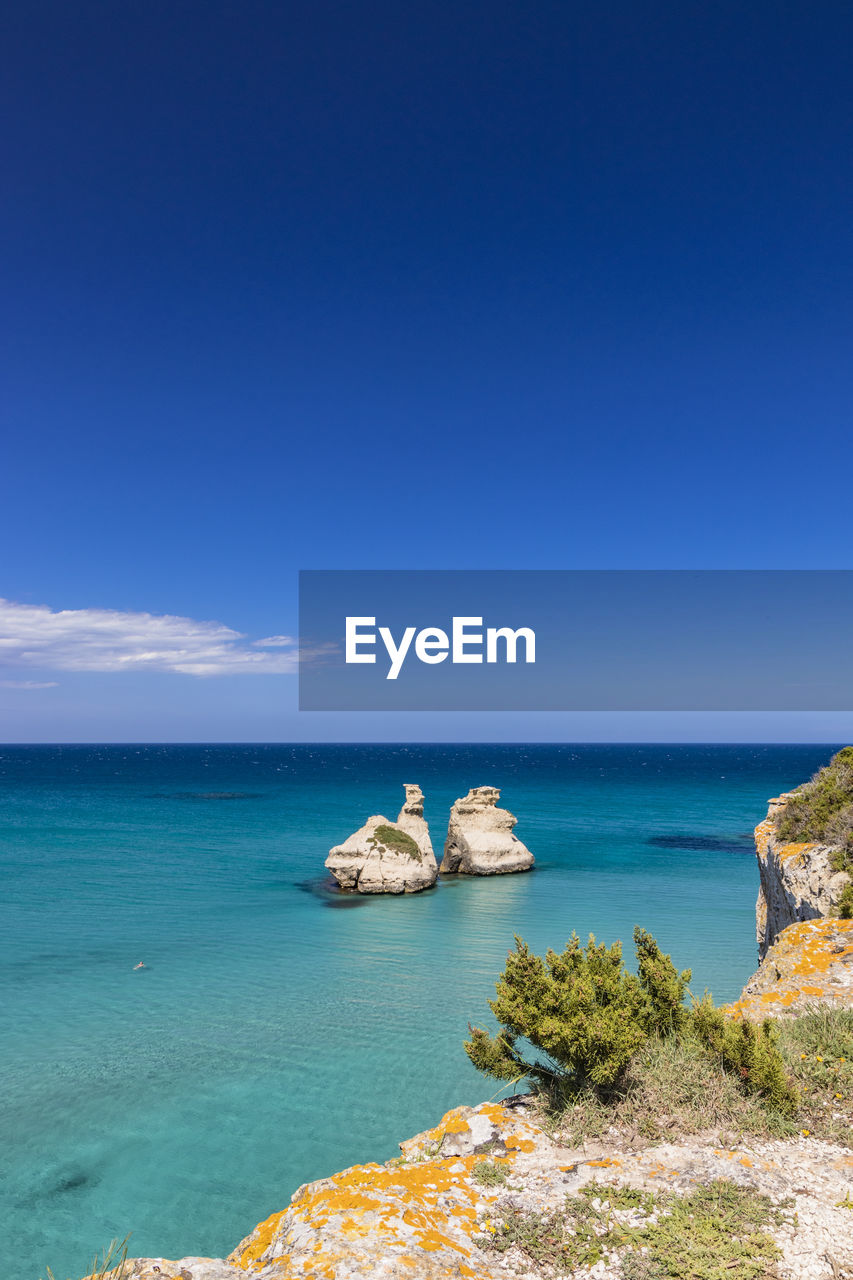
left=83, top=778, right=853, bottom=1280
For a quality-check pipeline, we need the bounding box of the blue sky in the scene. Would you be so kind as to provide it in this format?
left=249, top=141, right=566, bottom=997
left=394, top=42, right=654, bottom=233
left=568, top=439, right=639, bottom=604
left=2, top=1, right=853, bottom=741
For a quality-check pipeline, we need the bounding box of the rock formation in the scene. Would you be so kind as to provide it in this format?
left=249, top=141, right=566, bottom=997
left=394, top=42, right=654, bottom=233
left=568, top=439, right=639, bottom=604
left=89, top=1098, right=853, bottom=1280
left=325, top=784, right=438, bottom=893
left=732, top=916, right=853, bottom=1020
left=732, top=788, right=853, bottom=1019
left=440, top=785, right=533, bottom=875
left=754, top=793, right=848, bottom=957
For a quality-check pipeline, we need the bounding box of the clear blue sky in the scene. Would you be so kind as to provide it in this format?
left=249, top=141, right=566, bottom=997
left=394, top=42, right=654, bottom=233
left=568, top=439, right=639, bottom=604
left=2, top=1, right=852, bottom=741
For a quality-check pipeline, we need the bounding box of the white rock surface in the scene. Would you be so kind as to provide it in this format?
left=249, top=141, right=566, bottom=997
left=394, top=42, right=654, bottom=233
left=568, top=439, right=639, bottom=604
left=440, top=785, right=534, bottom=875
left=755, top=794, right=849, bottom=957
left=325, top=784, right=438, bottom=893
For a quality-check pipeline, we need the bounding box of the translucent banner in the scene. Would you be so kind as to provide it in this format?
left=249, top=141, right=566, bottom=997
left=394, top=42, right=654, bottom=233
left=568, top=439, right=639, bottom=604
left=298, top=570, right=853, bottom=711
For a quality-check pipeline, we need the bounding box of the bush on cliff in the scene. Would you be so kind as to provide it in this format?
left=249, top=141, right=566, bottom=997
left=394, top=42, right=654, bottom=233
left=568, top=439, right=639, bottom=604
left=691, top=997, right=798, bottom=1116
left=775, top=746, right=853, bottom=859
left=464, top=928, right=691, bottom=1091
left=466, top=928, right=798, bottom=1117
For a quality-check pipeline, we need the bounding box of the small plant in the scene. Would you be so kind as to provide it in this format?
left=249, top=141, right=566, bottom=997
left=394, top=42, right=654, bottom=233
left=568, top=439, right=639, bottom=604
left=472, top=1158, right=510, bottom=1186
left=623, top=1179, right=788, bottom=1280
left=465, top=927, right=690, bottom=1092
left=838, top=882, right=853, bottom=919
left=367, top=824, right=422, bottom=861
left=634, top=926, right=692, bottom=1035
left=479, top=1179, right=786, bottom=1279
left=692, top=997, right=798, bottom=1116
left=43, top=1236, right=131, bottom=1280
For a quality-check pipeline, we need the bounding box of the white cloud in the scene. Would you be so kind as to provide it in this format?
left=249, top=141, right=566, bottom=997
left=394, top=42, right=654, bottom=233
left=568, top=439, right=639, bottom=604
left=0, top=599, right=301, bottom=677
left=0, top=679, right=59, bottom=689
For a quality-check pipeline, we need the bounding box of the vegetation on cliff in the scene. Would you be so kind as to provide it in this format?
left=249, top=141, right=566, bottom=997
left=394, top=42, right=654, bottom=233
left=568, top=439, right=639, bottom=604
left=478, top=1178, right=788, bottom=1280
left=775, top=746, right=853, bottom=860
left=465, top=929, right=691, bottom=1090
left=366, top=823, right=423, bottom=861
left=465, top=928, right=799, bottom=1116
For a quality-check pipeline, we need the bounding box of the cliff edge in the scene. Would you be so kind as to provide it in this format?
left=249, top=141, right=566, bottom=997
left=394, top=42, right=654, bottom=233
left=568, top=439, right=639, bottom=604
left=734, top=752, right=853, bottom=1020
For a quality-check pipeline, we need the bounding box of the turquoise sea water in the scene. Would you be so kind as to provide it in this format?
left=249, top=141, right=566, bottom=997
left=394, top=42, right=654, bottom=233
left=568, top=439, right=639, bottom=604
left=0, top=743, right=839, bottom=1280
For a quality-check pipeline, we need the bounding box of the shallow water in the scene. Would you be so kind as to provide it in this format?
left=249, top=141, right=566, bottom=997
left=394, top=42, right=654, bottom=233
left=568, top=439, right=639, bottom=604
left=0, top=742, right=836, bottom=1280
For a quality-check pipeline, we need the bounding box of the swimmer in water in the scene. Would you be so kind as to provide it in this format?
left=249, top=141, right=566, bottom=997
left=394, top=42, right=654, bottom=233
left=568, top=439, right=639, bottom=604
left=133, top=961, right=146, bottom=970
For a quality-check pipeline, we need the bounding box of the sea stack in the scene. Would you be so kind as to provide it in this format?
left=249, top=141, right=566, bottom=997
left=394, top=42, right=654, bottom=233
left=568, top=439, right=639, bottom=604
left=440, top=786, right=534, bottom=875
left=325, top=784, right=438, bottom=893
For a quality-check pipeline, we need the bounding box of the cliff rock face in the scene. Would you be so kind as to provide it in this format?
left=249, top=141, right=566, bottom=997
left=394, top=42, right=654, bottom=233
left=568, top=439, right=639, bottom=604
left=325, top=784, right=438, bottom=893
left=754, top=794, right=848, bottom=958
left=92, top=1099, right=853, bottom=1280
left=440, top=786, right=534, bottom=875
left=733, top=790, right=853, bottom=1019
left=733, top=916, right=853, bottom=1020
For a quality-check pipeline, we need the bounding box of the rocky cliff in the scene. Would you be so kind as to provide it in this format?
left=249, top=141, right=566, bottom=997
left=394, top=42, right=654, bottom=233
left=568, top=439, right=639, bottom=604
left=86, top=1099, right=853, bottom=1280
left=754, top=794, right=848, bottom=957
left=733, top=788, right=853, bottom=1019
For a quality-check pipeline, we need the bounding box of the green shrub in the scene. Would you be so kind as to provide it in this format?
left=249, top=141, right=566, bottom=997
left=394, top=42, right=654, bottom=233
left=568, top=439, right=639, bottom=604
left=367, top=824, right=422, bottom=861
left=464, top=928, right=690, bottom=1091
left=838, top=882, right=853, bottom=919
left=691, top=997, right=798, bottom=1116
left=634, top=926, right=692, bottom=1035
left=776, top=746, right=853, bottom=860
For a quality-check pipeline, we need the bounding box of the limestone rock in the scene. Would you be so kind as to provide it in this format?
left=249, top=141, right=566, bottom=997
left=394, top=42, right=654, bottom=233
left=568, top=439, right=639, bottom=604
left=440, top=785, right=533, bottom=875
left=85, top=1261, right=246, bottom=1280
left=325, top=784, right=438, bottom=893
left=85, top=1095, right=853, bottom=1280
left=732, top=916, right=853, bottom=1019
left=754, top=794, right=849, bottom=957
left=228, top=1100, right=543, bottom=1280
left=225, top=1099, right=853, bottom=1280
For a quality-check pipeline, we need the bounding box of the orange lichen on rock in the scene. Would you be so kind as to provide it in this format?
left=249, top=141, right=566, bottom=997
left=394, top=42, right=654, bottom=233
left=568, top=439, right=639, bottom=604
left=228, top=1102, right=543, bottom=1279
left=732, top=918, right=853, bottom=1019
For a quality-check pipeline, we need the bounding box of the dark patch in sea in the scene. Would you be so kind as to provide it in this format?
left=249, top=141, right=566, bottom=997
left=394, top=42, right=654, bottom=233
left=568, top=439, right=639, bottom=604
left=647, top=833, right=755, bottom=853
left=148, top=791, right=263, bottom=801
left=17, top=1167, right=98, bottom=1208
left=295, top=877, right=370, bottom=908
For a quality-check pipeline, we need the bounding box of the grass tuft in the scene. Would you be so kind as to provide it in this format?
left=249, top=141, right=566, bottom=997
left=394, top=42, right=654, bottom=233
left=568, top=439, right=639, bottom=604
left=537, top=1005, right=853, bottom=1148
left=540, top=1028, right=797, bottom=1145
left=472, top=1159, right=510, bottom=1186
left=43, top=1236, right=131, bottom=1280
left=367, top=824, right=423, bottom=861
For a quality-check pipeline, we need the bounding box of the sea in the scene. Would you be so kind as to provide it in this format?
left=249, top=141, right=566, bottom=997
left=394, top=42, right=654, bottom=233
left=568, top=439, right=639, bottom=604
left=0, top=743, right=837, bottom=1280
